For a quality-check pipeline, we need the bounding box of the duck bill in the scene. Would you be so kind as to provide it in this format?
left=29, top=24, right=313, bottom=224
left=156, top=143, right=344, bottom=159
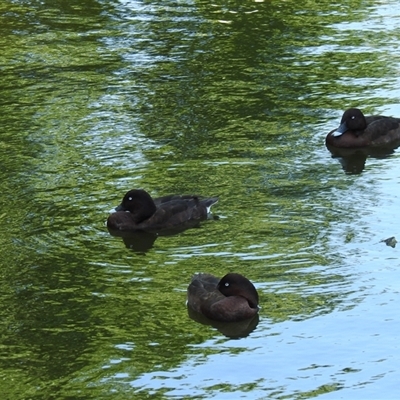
left=115, top=204, right=126, bottom=212
left=332, top=122, right=348, bottom=137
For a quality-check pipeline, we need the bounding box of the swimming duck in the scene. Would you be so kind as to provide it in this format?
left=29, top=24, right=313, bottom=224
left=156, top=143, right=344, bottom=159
left=187, top=273, right=259, bottom=322
left=326, top=108, right=400, bottom=148
left=107, top=189, right=218, bottom=232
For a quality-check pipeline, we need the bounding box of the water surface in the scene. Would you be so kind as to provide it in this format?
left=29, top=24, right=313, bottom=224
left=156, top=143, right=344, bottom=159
left=1, top=0, right=400, bottom=398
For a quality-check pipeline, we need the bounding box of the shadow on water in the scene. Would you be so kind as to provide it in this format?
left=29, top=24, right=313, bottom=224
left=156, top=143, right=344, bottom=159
left=326, top=141, right=400, bottom=174
left=107, top=215, right=219, bottom=253
left=107, top=228, right=159, bottom=253
left=187, top=306, right=259, bottom=339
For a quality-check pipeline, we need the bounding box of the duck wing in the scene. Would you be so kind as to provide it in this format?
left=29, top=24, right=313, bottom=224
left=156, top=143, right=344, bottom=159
left=187, top=274, right=224, bottom=314
left=366, top=116, right=400, bottom=141
left=136, top=198, right=208, bottom=232
left=154, top=194, right=218, bottom=207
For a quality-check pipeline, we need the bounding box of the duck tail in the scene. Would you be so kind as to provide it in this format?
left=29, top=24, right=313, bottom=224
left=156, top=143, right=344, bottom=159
left=203, top=197, right=219, bottom=213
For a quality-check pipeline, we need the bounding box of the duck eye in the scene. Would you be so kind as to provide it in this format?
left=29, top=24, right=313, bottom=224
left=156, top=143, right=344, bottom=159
left=128, top=197, right=133, bottom=201
left=351, top=116, right=355, bottom=120
left=224, top=282, right=230, bottom=287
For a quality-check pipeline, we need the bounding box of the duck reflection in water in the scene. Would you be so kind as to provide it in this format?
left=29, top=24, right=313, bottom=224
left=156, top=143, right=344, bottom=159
left=107, top=189, right=219, bottom=252
left=187, top=306, right=259, bottom=339
left=326, top=144, right=400, bottom=174
left=187, top=273, right=260, bottom=338
left=108, top=219, right=210, bottom=253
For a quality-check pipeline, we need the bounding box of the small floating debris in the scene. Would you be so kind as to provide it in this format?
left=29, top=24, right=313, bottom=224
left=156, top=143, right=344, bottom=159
left=380, top=236, right=397, bottom=248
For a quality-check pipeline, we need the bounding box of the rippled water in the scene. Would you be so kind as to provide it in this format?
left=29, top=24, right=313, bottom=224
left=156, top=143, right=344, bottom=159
left=1, top=0, right=400, bottom=398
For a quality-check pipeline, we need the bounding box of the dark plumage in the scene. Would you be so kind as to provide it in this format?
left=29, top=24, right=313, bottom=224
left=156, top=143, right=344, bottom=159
left=187, top=273, right=259, bottom=322
left=107, top=189, right=218, bottom=232
left=326, top=108, right=400, bottom=148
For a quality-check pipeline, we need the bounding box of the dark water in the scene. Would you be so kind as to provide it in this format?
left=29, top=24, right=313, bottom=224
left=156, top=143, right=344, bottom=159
left=1, top=0, right=400, bottom=398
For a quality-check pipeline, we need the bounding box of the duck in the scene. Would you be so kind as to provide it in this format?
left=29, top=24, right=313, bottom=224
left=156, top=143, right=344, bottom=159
left=187, top=273, right=259, bottom=322
left=107, top=189, right=218, bottom=233
left=326, top=108, right=400, bottom=148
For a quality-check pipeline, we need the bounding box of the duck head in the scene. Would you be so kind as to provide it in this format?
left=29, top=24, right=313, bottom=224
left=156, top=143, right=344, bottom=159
left=333, top=108, right=367, bottom=137
left=218, top=273, right=259, bottom=309
left=115, top=189, right=157, bottom=223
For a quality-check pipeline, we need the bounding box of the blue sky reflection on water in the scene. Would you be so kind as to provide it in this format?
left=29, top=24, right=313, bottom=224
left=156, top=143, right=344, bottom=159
left=127, top=290, right=400, bottom=399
